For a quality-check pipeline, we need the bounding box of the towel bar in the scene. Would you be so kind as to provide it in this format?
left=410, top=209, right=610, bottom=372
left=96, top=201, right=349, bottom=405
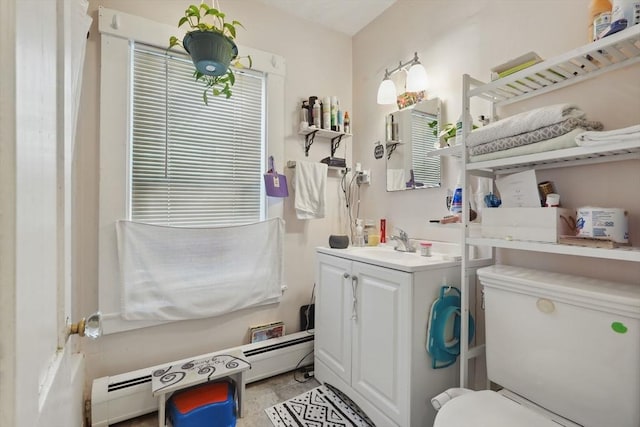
left=286, top=160, right=350, bottom=173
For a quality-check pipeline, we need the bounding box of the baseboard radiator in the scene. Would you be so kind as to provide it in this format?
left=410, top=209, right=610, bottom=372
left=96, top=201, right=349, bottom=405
left=90, top=331, right=314, bottom=426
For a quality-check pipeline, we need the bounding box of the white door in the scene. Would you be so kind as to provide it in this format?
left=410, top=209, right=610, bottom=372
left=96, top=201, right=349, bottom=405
left=0, top=1, right=85, bottom=426
left=315, top=254, right=353, bottom=384
left=351, top=262, right=411, bottom=426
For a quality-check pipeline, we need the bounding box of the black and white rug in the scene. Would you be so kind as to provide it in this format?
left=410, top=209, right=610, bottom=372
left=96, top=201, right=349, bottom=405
left=265, top=384, right=375, bottom=426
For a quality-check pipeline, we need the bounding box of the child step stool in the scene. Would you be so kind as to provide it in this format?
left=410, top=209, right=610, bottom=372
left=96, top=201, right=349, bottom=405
left=168, top=381, right=236, bottom=427
left=151, top=349, right=251, bottom=427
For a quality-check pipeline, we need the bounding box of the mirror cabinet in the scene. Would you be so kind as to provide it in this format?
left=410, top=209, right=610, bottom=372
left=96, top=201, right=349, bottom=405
left=385, top=98, right=441, bottom=192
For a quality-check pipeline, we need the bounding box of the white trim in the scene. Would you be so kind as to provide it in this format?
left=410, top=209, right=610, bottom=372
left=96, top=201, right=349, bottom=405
left=97, top=7, right=286, bottom=334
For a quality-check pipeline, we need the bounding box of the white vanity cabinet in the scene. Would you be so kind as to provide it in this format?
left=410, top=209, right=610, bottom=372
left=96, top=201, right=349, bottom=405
left=314, top=248, right=462, bottom=427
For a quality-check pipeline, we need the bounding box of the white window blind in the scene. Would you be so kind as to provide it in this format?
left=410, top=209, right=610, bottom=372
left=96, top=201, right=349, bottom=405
left=130, top=43, right=265, bottom=227
left=411, top=110, right=441, bottom=187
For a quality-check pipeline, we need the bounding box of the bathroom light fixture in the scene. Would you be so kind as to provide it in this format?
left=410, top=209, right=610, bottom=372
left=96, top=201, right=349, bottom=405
left=377, top=52, right=428, bottom=105
left=376, top=73, right=397, bottom=105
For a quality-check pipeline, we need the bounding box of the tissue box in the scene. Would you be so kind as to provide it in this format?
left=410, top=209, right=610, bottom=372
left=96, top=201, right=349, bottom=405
left=481, top=207, right=573, bottom=243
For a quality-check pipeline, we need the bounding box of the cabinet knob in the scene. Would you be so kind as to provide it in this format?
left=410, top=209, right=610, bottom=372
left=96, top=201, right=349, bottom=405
left=343, top=272, right=351, bottom=279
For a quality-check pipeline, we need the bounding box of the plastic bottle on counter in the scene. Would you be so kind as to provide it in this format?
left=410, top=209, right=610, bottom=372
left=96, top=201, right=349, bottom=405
left=589, top=0, right=612, bottom=41
left=420, top=242, right=432, bottom=257
left=364, top=220, right=379, bottom=246
left=354, top=219, right=365, bottom=247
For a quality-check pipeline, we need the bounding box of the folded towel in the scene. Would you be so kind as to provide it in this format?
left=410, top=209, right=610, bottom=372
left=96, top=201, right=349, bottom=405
left=468, top=128, right=583, bottom=163
left=469, top=117, right=603, bottom=156
left=467, top=103, right=584, bottom=146
left=575, top=124, right=640, bottom=146
left=294, top=161, right=328, bottom=219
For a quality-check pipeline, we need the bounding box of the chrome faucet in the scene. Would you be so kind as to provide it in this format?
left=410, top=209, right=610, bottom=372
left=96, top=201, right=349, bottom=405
left=391, top=229, right=416, bottom=253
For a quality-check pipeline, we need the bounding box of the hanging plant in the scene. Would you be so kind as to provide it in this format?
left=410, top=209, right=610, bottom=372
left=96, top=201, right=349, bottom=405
left=169, top=3, right=252, bottom=104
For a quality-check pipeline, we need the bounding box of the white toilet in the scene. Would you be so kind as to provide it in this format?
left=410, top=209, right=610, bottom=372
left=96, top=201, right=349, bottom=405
left=433, top=264, right=640, bottom=427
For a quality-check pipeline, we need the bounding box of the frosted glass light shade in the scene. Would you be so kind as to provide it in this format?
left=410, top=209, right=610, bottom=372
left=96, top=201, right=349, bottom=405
left=406, top=63, right=428, bottom=92
left=377, top=78, right=397, bottom=105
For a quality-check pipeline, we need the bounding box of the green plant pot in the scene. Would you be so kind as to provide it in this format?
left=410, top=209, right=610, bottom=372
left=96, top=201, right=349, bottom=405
left=183, top=31, right=238, bottom=77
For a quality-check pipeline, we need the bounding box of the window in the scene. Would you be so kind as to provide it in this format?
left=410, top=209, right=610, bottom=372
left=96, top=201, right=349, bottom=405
left=98, top=7, right=285, bottom=333
left=130, top=43, right=266, bottom=227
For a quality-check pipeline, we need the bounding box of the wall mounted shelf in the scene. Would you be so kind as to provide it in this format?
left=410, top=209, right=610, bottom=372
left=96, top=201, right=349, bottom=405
left=467, top=25, right=640, bottom=107
left=467, top=138, right=640, bottom=175
left=299, top=127, right=351, bottom=157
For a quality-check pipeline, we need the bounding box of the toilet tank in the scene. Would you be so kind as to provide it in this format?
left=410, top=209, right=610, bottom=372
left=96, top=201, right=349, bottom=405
left=478, top=265, right=640, bottom=427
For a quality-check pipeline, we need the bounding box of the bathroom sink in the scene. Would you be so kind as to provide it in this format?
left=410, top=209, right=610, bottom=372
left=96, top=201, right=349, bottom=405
left=317, top=243, right=462, bottom=272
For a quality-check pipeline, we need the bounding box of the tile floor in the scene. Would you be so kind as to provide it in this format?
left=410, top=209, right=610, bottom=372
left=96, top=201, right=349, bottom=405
left=111, top=370, right=320, bottom=427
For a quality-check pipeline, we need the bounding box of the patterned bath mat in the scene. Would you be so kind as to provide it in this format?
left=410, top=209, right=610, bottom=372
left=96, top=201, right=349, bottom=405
left=265, top=384, right=376, bottom=426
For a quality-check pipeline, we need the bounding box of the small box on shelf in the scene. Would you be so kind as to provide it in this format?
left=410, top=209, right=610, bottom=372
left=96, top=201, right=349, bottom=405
left=481, top=207, right=574, bottom=243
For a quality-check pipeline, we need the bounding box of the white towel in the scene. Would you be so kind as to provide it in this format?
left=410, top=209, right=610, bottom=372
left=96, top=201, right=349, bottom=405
left=116, top=218, right=284, bottom=321
left=386, top=168, right=406, bottom=191
left=467, top=103, right=584, bottom=147
left=575, top=123, right=640, bottom=146
left=294, top=161, right=328, bottom=219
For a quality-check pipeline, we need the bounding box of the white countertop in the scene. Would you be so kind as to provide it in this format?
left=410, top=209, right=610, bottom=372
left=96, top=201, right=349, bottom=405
left=316, top=244, right=463, bottom=273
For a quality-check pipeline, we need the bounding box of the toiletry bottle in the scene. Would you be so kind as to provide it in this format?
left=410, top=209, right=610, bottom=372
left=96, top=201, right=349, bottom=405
left=354, top=219, right=365, bottom=247
left=420, top=242, right=432, bottom=257
left=589, top=0, right=612, bottom=41
left=322, top=96, right=331, bottom=130
left=380, top=218, right=386, bottom=243
left=364, top=220, right=379, bottom=246
left=307, top=96, right=320, bottom=128
left=450, top=173, right=463, bottom=214
left=344, top=111, right=351, bottom=134
left=312, top=99, right=321, bottom=128
left=612, top=0, right=640, bottom=27
left=300, top=100, right=309, bottom=130
left=330, top=96, right=338, bottom=131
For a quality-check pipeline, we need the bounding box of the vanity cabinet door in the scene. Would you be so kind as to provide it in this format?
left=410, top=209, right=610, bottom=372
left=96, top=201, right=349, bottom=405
left=315, top=253, right=353, bottom=384
left=351, top=262, right=412, bottom=426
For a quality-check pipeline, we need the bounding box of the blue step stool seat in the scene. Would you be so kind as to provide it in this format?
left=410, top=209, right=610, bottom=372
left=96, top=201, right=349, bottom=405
left=168, top=380, right=236, bottom=427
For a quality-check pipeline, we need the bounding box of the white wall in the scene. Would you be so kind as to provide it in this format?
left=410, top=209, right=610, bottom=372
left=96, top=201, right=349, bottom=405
left=76, top=0, right=352, bottom=384
left=353, top=0, right=640, bottom=282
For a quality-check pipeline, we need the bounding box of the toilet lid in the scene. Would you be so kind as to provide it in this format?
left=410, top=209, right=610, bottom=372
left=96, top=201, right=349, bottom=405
left=434, top=390, right=559, bottom=427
